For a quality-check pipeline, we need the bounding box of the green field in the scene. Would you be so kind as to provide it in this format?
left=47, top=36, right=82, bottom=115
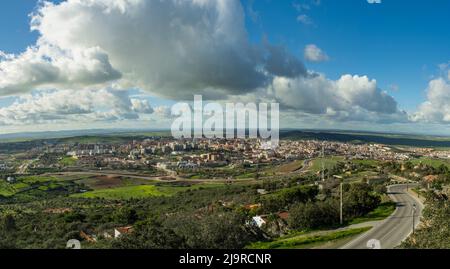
left=344, top=171, right=379, bottom=183
left=59, top=156, right=77, bottom=166
left=247, top=227, right=371, bottom=249
left=0, top=181, right=16, bottom=197
left=349, top=202, right=396, bottom=225
left=20, top=175, right=65, bottom=184
left=71, top=185, right=167, bottom=199
left=0, top=175, right=85, bottom=200
left=71, top=182, right=226, bottom=199
left=410, top=157, right=450, bottom=168
left=310, top=156, right=345, bottom=172
left=351, top=159, right=380, bottom=166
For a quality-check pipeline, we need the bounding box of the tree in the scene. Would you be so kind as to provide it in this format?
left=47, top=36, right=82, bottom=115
left=113, top=218, right=185, bottom=249
left=114, top=207, right=138, bottom=225
left=288, top=200, right=339, bottom=230
left=2, top=214, right=16, bottom=231
left=115, top=212, right=262, bottom=249
left=261, top=185, right=319, bottom=213
left=343, top=183, right=381, bottom=218
left=167, top=212, right=261, bottom=249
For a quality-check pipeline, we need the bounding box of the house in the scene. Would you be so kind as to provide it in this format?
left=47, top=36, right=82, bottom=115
left=114, top=226, right=133, bottom=238
left=277, top=212, right=290, bottom=221
left=244, top=203, right=262, bottom=210
left=251, top=216, right=267, bottom=228
left=423, top=175, right=438, bottom=183
left=80, top=231, right=97, bottom=243
left=6, top=176, right=16, bottom=183
left=102, top=232, right=113, bottom=239
left=257, top=189, right=268, bottom=195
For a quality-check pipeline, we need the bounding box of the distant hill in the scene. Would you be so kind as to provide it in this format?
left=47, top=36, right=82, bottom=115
left=2, top=128, right=450, bottom=148
left=0, top=129, right=171, bottom=143
left=280, top=130, right=450, bottom=148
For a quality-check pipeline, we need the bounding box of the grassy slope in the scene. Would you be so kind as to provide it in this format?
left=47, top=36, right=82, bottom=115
left=59, top=156, right=77, bottom=166
left=310, top=156, right=345, bottom=172
left=410, top=157, right=450, bottom=168
left=71, top=182, right=226, bottom=199
left=349, top=202, right=396, bottom=225
left=271, top=160, right=304, bottom=173
left=247, top=227, right=371, bottom=249
left=71, top=185, right=166, bottom=199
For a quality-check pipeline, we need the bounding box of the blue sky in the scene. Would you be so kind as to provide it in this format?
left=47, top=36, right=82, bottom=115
left=243, top=0, right=450, bottom=112
left=0, top=0, right=38, bottom=54
left=1, top=0, right=450, bottom=134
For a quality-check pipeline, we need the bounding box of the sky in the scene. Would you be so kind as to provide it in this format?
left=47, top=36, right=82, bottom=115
left=1, top=0, right=450, bottom=135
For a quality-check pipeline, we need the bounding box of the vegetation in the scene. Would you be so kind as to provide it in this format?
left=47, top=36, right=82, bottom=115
left=280, top=130, right=450, bottom=148
left=71, top=185, right=168, bottom=199
left=287, top=183, right=381, bottom=230
left=7, top=130, right=448, bottom=249
left=310, top=157, right=345, bottom=172
left=349, top=202, right=396, bottom=225
left=401, top=192, right=450, bottom=249
left=247, top=227, right=371, bottom=249
left=59, top=156, right=78, bottom=166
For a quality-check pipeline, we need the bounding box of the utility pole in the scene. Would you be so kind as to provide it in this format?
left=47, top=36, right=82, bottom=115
left=340, top=182, right=343, bottom=225
left=412, top=203, right=417, bottom=235
left=321, top=144, right=325, bottom=182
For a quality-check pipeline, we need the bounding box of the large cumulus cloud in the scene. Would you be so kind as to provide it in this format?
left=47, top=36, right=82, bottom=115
left=0, top=0, right=307, bottom=99
left=0, top=89, right=154, bottom=126
left=270, top=73, right=406, bottom=122
left=25, top=0, right=273, bottom=99
left=0, top=43, right=121, bottom=96
left=0, top=0, right=405, bottom=126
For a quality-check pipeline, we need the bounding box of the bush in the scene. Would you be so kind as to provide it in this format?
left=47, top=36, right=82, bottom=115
left=343, top=183, right=381, bottom=219
left=262, top=185, right=319, bottom=213
left=288, top=200, right=339, bottom=230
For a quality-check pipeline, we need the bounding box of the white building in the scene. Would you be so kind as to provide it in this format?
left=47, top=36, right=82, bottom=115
left=114, top=226, right=133, bottom=239
left=251, top=216, right=267, bottom=228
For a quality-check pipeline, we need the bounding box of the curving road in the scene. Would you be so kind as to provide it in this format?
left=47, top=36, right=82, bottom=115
left=341, top=184, right=424, bottom=249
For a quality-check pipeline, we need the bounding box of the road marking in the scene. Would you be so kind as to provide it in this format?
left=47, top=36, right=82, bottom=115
left=367, top=239, right=381, bottom=249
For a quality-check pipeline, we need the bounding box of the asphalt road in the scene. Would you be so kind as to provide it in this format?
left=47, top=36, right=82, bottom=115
left=341, top=184, right=424, bottom=249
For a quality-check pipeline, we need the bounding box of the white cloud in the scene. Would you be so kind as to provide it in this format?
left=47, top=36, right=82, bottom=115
left=0, top=44, right=121, bottom=96
left=0, top=89, right=154, bottom=126
left=297, top=14, right=313, bottom=25
left=24, top=0, right=272, bottom=100
left=304, top=44, right=329, bottom=62
left=153, top=106, right=173, bottom=118
left=0, top=0, right=316, bottom=100
left=411, top=78, right=450, bottom=123
left=271, top=73, right=405, bottom=122
left=131, top=98, right=154, bottom=114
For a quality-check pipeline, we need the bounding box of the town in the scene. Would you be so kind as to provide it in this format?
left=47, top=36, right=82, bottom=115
left=0, top=136, right=421, bottom=177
